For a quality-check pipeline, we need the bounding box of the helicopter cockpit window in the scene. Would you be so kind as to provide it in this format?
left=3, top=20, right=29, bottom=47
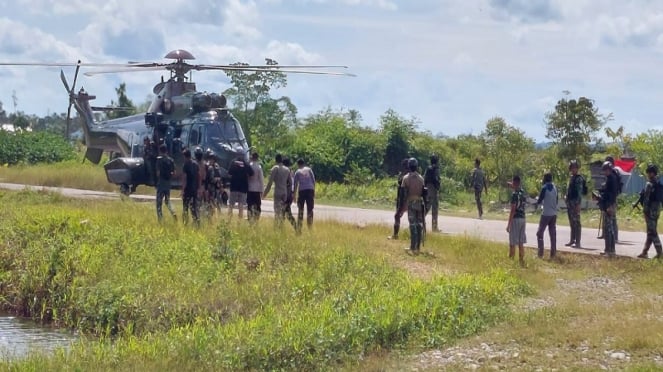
left=207, top=119, right=246, bottom=142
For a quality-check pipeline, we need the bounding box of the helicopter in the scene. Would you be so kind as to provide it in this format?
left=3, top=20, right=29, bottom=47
left=1, top=49, right=353, bottom=196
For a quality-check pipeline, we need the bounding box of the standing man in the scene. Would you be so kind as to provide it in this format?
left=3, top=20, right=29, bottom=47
left=424, top=154, right=441, bottom=232
left=282, top=157, right=298, bottom=230
left=535, top=173, right=558, bottom=259
left=603, top=156, right=621, bottom=241
left=263, top=154, right=296, bottom=230
left=506, top=175, right=527, bottom=266
left=471, top=158, right=488, bottom=219
left=636, top=164, right=662, bottom=259
left=193, top=147, right=208, bottom=219
left=596, top=161, right=618, bottom=257
left=155, top=144, right=177, bottom=222
left=294, top=158, right=316, bottom=231
left=401, top=158, right=425, bottom=255
left=389, top=158, right=410, bottom=240
left=181, top=148, right=200, bottom=227
left=247, top=152, right=264, bottom=223
left=228, top=155, right=253, bottom=220
left=565, top=160, right=584, bottom=248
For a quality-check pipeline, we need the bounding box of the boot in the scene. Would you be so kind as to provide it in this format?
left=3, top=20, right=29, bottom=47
left=389, top=224, right=399, bottom=240
left=409, top=224, right=417, bottom=252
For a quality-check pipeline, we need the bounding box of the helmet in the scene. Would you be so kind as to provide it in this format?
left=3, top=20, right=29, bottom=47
left=605, top=156, right=615, bottom=165
left=430, top=153, right=439, bottom=164
left=194, top=146, right=204, bottom=160
left=646, top=164, right=658, bottom=175
left=568, top=160, right=579, bottom=169
left=408, top=157, right=418, bottom=170
left=602, top=161, right=612, bottom=170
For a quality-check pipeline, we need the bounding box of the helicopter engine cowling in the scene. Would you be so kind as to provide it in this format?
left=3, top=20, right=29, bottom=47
left=104, top=157, right=149, bottom=188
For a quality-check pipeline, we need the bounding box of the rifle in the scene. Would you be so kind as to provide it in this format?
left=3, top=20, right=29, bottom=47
left=421, top=199, right=427, bottom=246
left=421, top=187, right=428, bottom=246
left=632, top=191, right=644, bottom=212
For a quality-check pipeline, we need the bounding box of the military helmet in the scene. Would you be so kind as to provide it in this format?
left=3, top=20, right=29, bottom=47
left=408, top=157, right=418, bottom=170
left=430, top=153, right=439, bottom=164
left=602, top=161, right=612, bottom=170
left=569, top=159, right=579, bottom=169
left=646, top=164, right=658, bottom=175
left=194, top=146, right=204, bottom=160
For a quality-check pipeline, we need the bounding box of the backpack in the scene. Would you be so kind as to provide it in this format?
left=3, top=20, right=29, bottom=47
left=653, top=178, right=663, bottom=203
left=612, top=169, right=623, bottom=195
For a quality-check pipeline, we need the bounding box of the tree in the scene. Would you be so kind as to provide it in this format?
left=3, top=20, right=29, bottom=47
left=223, top=59, right=288, bottom=148
left=545, top=93, right=611, bottom=163
left=107, top=83, right=137, bottom=119
left=480, top=117, right=535, bottom=198
left=380, top=109, right=417, bottom=175
left=10, top=112, right=30, bottom=130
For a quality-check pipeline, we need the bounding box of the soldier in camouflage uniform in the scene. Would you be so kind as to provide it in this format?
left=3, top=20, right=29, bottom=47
left=596, top=161, right=618, bottom=257
left=389, top=158, right=410, bottom=240
left=636, top=164, right=662, bottom=259
left=424, top=154, right=441, bottom=232
left=402, top=158, right=425, bottom=254
left=506, top=175, right=527, bottom=266
left=471, top=158, right=488, bottom=219
left=565, top=160, right=584, bottom=248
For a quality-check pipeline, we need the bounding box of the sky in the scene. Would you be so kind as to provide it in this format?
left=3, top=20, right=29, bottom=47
left=1, top=0, right=663, bottom=141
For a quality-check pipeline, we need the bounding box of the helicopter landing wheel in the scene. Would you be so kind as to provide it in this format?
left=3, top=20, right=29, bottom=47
left=120, top=184, right=132, bottom=196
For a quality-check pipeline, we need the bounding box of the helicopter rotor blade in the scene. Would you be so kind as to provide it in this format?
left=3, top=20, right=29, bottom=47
left=65, top=61, right=81, bottom=139
left=84, top=65, right=168, bottom=76
left=60, top=70, right=71, bottom=94
left=84, top=64, right=355, bottom=77
left=0, top=61, right=140, bottom=67
left=195, top=65, right=357, bottom=76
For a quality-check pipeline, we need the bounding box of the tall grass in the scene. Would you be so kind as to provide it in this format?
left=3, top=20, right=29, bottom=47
left=0, top=190, right=529, bottom=370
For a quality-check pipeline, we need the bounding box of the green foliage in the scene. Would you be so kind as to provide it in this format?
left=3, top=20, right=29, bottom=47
left=380, top=109, right=417, bottom=175
left=629, top=130, right=663, bottom=172
left=0, top=130, right=75, bottom=165
left=0, top=191, right=529, bottom=370
left=287, top=109, right=386, bottom=182
left=545, top=93, right=611, bottom=163
left=480, top=117, right=535, bottom=200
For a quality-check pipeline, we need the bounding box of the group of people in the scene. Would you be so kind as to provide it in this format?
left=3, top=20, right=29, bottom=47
left=506, top=156, right=662, bottom=265
left=154, top=146, right=316, bottom=232
left=390, top=153, right=662, bottom=263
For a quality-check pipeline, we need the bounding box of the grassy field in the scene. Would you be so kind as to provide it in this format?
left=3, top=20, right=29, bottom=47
left=0, top=190, right=662, bottom=371
left=0, top=190, right=530, bottom=371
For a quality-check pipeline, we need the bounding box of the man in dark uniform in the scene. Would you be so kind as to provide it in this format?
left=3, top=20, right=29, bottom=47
left=596, top=161, right=618, bottom=257
left=564, top=160, right=584, bottom=248
left=389, top=158, right=410, bottom=240
left=181, top=148, right=200, bottom=227
left=471, top=158, right=488, bottom=219
left=155, top=144, right=177, bottom=221
left=424, top=154, right=441, bottom=232
left=401, top=157, right=425, bottom=254
left=602, top=156, right=621, bottom=241
left=636, top=164, right=662, bottom=259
